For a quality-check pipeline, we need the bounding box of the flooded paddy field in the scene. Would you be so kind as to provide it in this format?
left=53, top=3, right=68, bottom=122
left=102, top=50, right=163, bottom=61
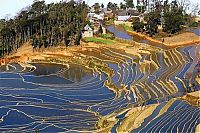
left=0, top=44, right=199, bottom=132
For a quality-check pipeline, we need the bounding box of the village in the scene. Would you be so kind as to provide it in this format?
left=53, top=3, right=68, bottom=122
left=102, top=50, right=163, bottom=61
left=82, top=0, right=200, bottom=39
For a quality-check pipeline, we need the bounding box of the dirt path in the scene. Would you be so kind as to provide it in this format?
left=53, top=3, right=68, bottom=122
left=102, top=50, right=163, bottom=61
left=128, top=31, right=200, bottom=48
left=162, top=32, right=200, bottom=46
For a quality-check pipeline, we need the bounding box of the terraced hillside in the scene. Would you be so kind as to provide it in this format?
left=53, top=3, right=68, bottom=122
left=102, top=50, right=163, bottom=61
left=0, top=43, right=199, bottom=132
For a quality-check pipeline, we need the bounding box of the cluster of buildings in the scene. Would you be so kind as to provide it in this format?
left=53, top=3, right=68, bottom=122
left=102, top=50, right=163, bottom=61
left=82, top=0, right=200, bottom=38
left=82, top=3, right=146, bottom=38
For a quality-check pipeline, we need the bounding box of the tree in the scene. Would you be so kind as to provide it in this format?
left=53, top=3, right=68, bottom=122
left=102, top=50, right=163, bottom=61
left=75, top=30, right=82, bottom=45
left=0, top=19, right=6, bottom=32
left=180, top=0, right=190, bottom=12
left=190, top=3, right=200, bottom=16
left=31, top=0, right=46, bottom=16
left=142, top=0, right=187, bottom=35
left=144, top=8, right=161, bottom=36
left=93, top=3, right=100, bottom=14
left=132, top=17, right=144, bottom=32
left=98, top=25, right=103, bottom=34
left=107, top=2, right=118, bottom=14
left=163, top=0, right=184, bottom=34
left=136, top=5, right=145, bottom=13
left=124, top=0, right=134, bottom=8
left=101, top=3, right=104, bottom=9
left=0, top=0, right=88, bottom=57
left=107, top=2, right=112, bottom=10
left=120, top=2, right=126, bottom=10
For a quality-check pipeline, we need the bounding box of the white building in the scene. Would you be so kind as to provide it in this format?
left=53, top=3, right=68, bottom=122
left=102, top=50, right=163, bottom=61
left=82, top=24, right=93, bottom=38
left=117, top=16, right=131, bottom=21
left=87, top=13, right=104, bottom=23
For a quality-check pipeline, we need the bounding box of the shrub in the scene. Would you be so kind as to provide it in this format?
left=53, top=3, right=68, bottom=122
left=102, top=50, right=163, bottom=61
left=189, top=22, right=198, bottom=27
left=132, top=21, right=144, bottom=32
left=83, top=37, right=114, bottom=45
left=99, top=34, right=115, bottom=40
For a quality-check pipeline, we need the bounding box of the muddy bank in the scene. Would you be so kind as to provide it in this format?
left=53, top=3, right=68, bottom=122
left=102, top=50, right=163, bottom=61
left=127, top=31, right=200, bottom=48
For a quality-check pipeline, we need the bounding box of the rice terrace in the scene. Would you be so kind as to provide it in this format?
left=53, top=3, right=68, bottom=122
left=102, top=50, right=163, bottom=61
left=0, top=0, right=200, bottom=132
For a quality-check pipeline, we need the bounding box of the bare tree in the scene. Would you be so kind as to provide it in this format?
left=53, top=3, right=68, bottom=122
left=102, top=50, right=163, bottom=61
left=177, top=0, right=191, bottom=12
left=4, top=14, right=12, bottom=21
left=177, top=0, right=200, bottom=16
left=190, top=3, right=200, bottom=16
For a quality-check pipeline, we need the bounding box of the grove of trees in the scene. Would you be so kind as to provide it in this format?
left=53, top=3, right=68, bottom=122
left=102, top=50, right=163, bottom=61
left=0, top=0, right=88, bottom=57
left=132, top=0, right=197, bottom=36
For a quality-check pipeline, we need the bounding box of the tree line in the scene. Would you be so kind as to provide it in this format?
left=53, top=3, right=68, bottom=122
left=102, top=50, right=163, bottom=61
left=93, top=0, right=134, bottom=14
left=132, top=0, right=199, bottom=36
left=0, top=0, right=88, bottom=57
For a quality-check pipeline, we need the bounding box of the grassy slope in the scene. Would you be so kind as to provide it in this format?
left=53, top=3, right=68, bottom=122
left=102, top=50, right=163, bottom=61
left=119, top=23, right=132, bottom=32
left=83, top=37, right=114, bottom=45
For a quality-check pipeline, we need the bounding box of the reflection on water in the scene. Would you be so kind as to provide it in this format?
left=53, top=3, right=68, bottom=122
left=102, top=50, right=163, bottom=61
left=107, top=25, right=133, bottom=40
left=0, top=63, right=102, bottom=132
left=59, top=64, right=93, bottom=82
left=187, top=28, right=200, bottom=36
left=106, top=25, right=162, bottom=47
left=24, top=63, right=94, bottom=84
left=30, top=63, right=64, bottom=76
left=0, top=44, right=199, bottom=132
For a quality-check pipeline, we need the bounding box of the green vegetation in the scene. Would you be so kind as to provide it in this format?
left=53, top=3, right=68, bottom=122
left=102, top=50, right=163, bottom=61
left=93, top=3, right=100, bottom=14
left=98, top=25, right=103, bottom=34
left=111, top=0, right=135, bottom=10
left=124, top=0, right=134, bottom=8
left=105, top=19, right=115, bottom=25
left=136, top=5, right=145, bottom=13
left=107, top=2, right=118, bottom=12
left=184, top=14, right=199, bottom=28
left=0, top=0, right=88, bottom=57
left=0, top=19, right=5, bottom=32
left=119, top=23, right=132, bottom=31
left=131, top=0, right=194, bottom=36
left=99, top=33, right=115, bottom=40
left=189, top=22, right=199, bottom=27
left=144, top=10, right=161, bottom=36
left=131, top=18, right=144, bottom=32
left=83, top=37, right=114, bottom=45
left=162, top=1, right=184, bottom=34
